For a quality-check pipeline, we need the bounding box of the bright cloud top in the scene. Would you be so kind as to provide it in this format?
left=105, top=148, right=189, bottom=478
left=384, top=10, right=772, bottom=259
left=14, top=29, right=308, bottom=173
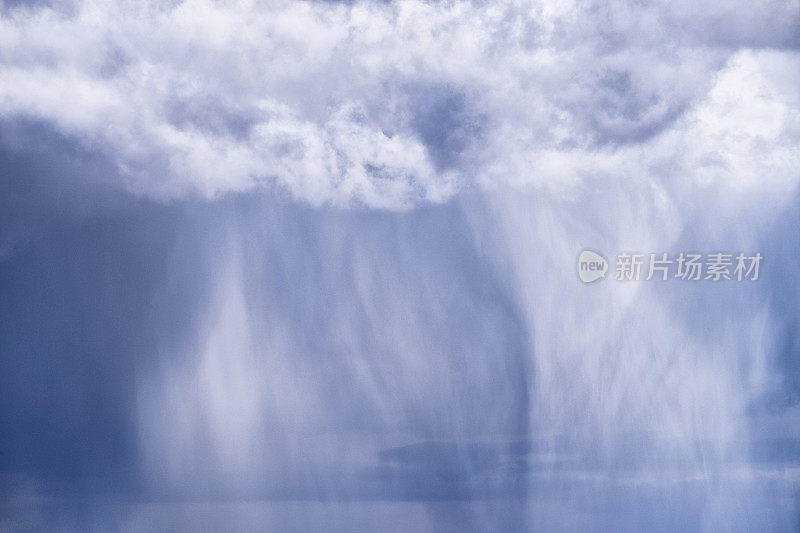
left=0, top=0, right=798, bottom=208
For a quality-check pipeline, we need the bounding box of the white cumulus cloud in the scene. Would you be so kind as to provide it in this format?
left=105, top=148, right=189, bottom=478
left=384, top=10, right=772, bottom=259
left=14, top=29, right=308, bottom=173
left=0, top=0, right=798, bottom=208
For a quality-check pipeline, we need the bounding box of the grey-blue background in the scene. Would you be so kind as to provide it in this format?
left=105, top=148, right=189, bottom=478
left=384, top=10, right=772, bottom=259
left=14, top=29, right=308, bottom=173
left=2, top=0, right=800, bottom=530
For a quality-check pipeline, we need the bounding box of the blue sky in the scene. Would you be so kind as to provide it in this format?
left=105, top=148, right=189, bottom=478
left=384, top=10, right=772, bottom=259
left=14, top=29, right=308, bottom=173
left=1, top=0, right=800, bottom=531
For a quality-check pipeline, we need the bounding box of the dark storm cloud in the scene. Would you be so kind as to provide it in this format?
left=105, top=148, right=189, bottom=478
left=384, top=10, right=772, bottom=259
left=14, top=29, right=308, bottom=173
left=2, top=1, right=800, bottom=530
left=0, top=0, right=797, bottom=207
